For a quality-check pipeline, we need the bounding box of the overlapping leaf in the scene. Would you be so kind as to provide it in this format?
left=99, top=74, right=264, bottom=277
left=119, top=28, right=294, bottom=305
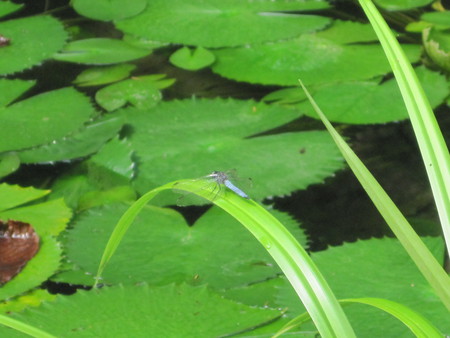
left=212, top=24, right=421, bottom=86
left=0, top=15, right=67, bottom=75
left=115, top=0, right=331, bottom=47
left=61, top=203, right=305, bottom=289
left=0, top=88, right=95, bottom=153
left=0, top=284, right=282, bottom=337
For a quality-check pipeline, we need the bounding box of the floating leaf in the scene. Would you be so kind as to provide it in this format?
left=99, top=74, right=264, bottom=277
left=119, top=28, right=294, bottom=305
left=0, top=152, right=20, bottom=179
left=0, top=87, right=95, bottom=152
left=18, top=113, right=124, bottom=164
left=95, top=75, right=174, bottom=111
left=275, top=66, right=447, bottom=124
left=72, top=0, right=146, bottom=21
left=73, top=64, right=136, bottom=87
left=115, top=0, right=331, bottom=47
left=125, top=99, right=343, bottom=200
left=423, top=27, right=450, bottom=72
left=0, top=284, right=282, bottom=337
left=53, top=38, right=151, bottom=64
left=0, top=1, right=22, bottom=19
left=421, top=12, right=450, bottom=28
left=373, top=0, right=433, bottom=11
left=62, top=203, right=305, bottom=289
left=0, top=79, right=35, bottom=107
left=212, top=34, right=421, bottom=86
left=169, top=46, right=215, bottom=70
left=0, top=15, right=67, bottom=75
left=0, top=184, right=49, bottom=212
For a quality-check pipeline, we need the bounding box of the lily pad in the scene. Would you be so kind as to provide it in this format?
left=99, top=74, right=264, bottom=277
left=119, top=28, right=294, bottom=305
left=53, top=38, right=151, bottom=65
left=169, top=46, right=216, bottom=71
left=95, top=74, right=175, bottom=111
left=62, top=203, right=306, bottom=289
left=73, top=64, right=136, bottom=87
left=72, top=0, right=147, bottom=21
left=0, top=284, right=282, bottom=337
left=271, top=66, right=448, bottom=124
left=114, top=0, right=331, bottom=48
left=125, top=98, right=344, bottom=200
left=0, top=87, right=95, bottom=153
left=17, top=113, right=124, bottom=164
left=212, top=33, right=421, bottom=86
left=0, top=79, right=35, bottom=107
left=0, top=15, right=67, bottom=75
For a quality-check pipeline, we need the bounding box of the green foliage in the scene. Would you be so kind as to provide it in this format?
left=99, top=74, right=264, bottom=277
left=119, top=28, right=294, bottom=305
left=169, top=46, right=216, bottom=71
left=53, top=38, right=151, bottom=64
left=114, top=0, right=331, bottom=47
left=212, top=29, right=421, bottom=86
left=0, top=16, right=67, bottom=75
left=73, top=64, right=137, bottom=87
left=277, top=237, right=449, bottom=336
left=0, top=88, right=95, bottom=153
left=0, top=0, right=448, bottom=336
left=72, top=0, right=146, bottom=21
left=0, top=284, right=282, bottom=337
left=126, top=98, right=344, bottom=200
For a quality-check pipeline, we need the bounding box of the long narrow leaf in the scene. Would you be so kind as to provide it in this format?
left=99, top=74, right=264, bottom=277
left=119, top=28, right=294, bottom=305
left=95, top=179, right=356, bottom=337
left=299, top=81, right=450, bottom=311
left=275, top=298, right=443, bottom=338
left=0, top=314, right=56, bottom=338
left=358, top=0, right=450, bottom=256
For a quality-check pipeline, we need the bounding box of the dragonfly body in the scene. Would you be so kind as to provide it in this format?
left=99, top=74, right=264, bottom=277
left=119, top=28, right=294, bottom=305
left=207, top=171, right=250, bottom=199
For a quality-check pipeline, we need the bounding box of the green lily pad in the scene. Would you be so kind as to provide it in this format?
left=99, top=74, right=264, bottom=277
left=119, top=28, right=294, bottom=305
left=115, top=0, right=331, bottom=48
left=73, top=64, right=136, bottom=87
left=53, top=38, right=151, bottom=65
left=212, top=33, right=421, bottom=86
left=0, top=152, right=20, bottom=179
left=0, top=284, right=282, bottom=337
left=373, top=0, right=433, bottom=11
left=0, top=79, right=35, bottom=107
left=169, top=46, right=216, bottom=71
left=0, top=87, right=95, bottom=153
left=125, top=98, right=344, bottom=200
left=0, top=1, right=22, bottom=19
left=421, top=12, right=450, bottom=28
left=0, top=15, right=67, bottom=75
left=423, top=27, right=450, bottom=72
left=271, top=66, right=447, bottom=124
left=95, top=74, right=175, bottom=111
left=17, top=113, right=124, bottom=164
left=62, top=203, right=306, bottom=289
left=276, top=237, right=449, bottom=337
left=72, top=0, right=147, bottom=21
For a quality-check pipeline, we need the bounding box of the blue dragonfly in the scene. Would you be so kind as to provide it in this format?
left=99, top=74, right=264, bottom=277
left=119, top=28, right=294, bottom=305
left=174, top=170, right=251, bottom=206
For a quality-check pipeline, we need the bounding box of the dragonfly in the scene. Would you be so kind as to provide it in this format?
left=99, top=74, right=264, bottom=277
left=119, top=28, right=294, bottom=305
left=174, top=170, right=251, bottom=206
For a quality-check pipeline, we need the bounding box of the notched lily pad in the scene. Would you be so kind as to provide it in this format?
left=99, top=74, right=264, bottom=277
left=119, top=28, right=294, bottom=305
left=0, top=87, right=96, bottom=153
left=1, top=284, right=282, bottom=337
left=125, top=98, right=343, bottom=200
left=115, top=0, right=331, bottom=47
left=0, top=15, right=67, bottom=75
left=53, top=38, right=151, bottom=65
left=72, top=0, right=147, bottom=21
left=169, top=46, right=216, bottom=70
